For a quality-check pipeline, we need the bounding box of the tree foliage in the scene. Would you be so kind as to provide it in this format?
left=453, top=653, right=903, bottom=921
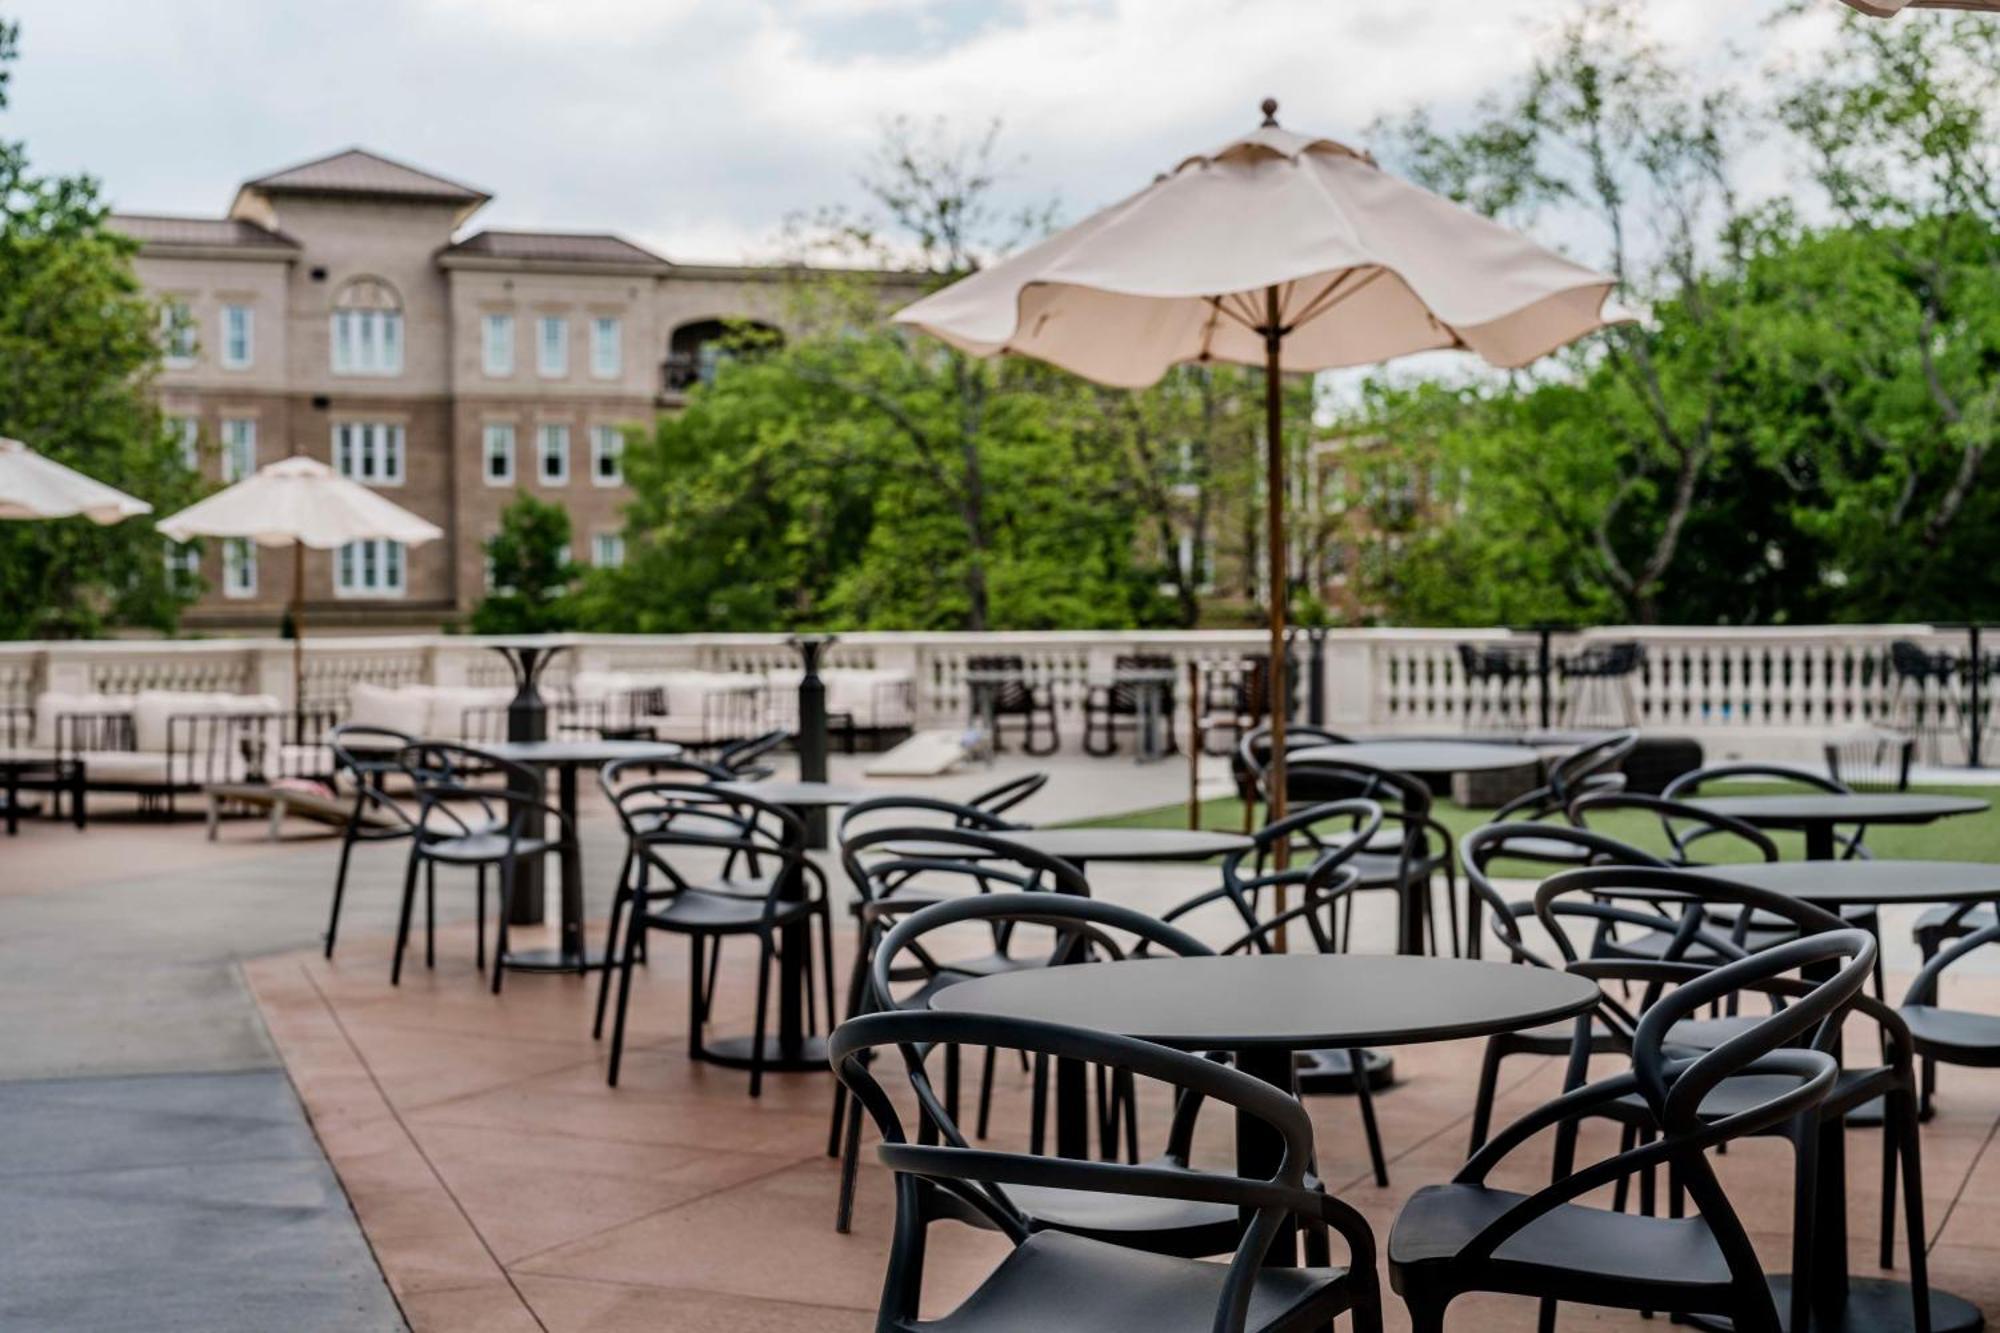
left=0, top=17, right=204, bottom=638
left=470, top=490, right=577, bottom=635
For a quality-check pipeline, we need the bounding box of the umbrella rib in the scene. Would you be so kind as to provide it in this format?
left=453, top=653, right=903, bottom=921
left=1204, top=295, right=1261, bottom=335
left=1286, top=266, right=1385, bottom=332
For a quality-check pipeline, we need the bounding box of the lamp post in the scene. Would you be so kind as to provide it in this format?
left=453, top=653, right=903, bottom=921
left=493, top=638, right=570, bottom=925
left=789, top=633, right=837, bottom=845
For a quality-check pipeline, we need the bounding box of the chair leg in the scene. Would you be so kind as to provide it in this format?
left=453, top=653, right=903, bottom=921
left=1355, top=1067, right=1388, bottom=1188
left=1468, top=1037, right=1504, bottom=1156
left=1883, top=1097, right=1900, bottom=1270
left=1787, top=1123, right=1822, bottom=1333
left=593, top=850, right=635, bottom=1039
left=490, top=857, right=516, bottom=996
left=475, top=866, right=487, bottom=973
left=749, top=932, right=774, bottom=1098
left=703, top=936, right=722, bottom=1019
left=390, top=850, right=423, bottom=986
left=605, top=912, right=644, bottom=1088
left=424, top=859, right=437, bottom=970
left=1404, top=1293, right=1451, bottom=1333
left=325, top=829, right=359, bottom=960
left=688, top=935, right=707, bottom=1057
left=973, top=1045, right=997, bottom=1140
left=1897, top=1091, right=1933, bottom=1333
left=835, top=1084, right=865, bottom=1234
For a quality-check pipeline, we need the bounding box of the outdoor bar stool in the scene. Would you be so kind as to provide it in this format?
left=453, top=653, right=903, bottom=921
left=390, top=741, right=579, bottom=994
left=964, top=654, right=1060, bottom=755
left=1457, top=641, right=1539, bottom=731
left=1556, top=640, right=1645, bottom=728
left=1889, top=639, right=1961, bottom=765
left=834, top=1007, right=1384, bottom=1333
left=1081, top=653, right=1178, bottom=757
left=1534, top=869, right=1929, bottom=1293
left=600, top=782, right=834, bottom=1096
left=1389, top=929, right=1877, bottom=1333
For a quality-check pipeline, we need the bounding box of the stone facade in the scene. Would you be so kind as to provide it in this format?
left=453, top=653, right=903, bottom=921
left=116, top=147, right=915, bottom=631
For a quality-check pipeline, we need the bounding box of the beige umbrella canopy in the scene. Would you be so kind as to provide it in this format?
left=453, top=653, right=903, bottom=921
left=895, top=100, right=1627, bottom=835
left=0, top=436, right=151, bottom=524
left=1841, top=0, right=2000, bottom=14
left=158, top=455, right=442, bottom=721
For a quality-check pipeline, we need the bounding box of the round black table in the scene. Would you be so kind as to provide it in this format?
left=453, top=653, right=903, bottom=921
left=1684, top=857, right=1993, bottom=1333
left=1685, top=793, right=1989, bottom=861
left=1289, top=740, right=1543, bottom=776
left=934, top=954, right=1598, bottom=1203
left=480, top=738, right=684, bottom=973
left=709, top=779, right=880, bottom=1073
left=989, top=826, right=1253, bottom=874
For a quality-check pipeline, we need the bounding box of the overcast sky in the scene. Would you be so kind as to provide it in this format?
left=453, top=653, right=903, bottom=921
left=4, top=0, right=1838, bottom=265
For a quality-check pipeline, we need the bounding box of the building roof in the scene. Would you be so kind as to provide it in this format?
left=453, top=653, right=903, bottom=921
left=442, top=229, right=671, bottom=270
left=240, top=148, right=491, bottom=206
left=108, top=213, right=301, bottom=253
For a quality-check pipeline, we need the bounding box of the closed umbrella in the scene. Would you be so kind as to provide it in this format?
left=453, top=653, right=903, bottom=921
left=157, top=455, right=442, bottom=727
left=894, top=100, right=1627, bottom=838
left=0, top=436, right=151, bottom=524
left=1840, top=0, right=2000, bottom=14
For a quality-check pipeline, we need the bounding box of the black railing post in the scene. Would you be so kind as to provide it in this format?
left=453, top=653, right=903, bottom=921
left=789, top=634, right=836, bottom=846
left=494, top=639, right=566, bottom=924
left=1305, top=627, right=1328, bottom=726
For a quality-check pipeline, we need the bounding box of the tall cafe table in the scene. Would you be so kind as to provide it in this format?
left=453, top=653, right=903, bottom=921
left=1684, top=792, right=1989, bottom=862
left=1687, top=858, right=1998, bottom=1333
left=709, top=779, right=877, bottom=1073
left=479, top=738, right=684, bottom=974
left=935, top=953, right=1598, bottom=1259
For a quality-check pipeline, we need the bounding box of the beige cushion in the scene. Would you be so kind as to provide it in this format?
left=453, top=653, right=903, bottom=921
left=131, top=691, right=280, bottom=754
left=424, top=687, right=512, bottom=740
left=822, top=669, right=912, bottom=727
left=0, top=745, right=56, bottom=762
left=78, top=749, right=258, bottom=786
left=34, top=691, right=134, bottom=746
left=347, top=683, right=433, bottom=738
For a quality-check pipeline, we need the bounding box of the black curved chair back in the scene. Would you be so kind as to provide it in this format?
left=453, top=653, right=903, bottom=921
left=967, top=771, right=1048, bottom=819
left=1491, top=729, right=1637, bottom=822
left=329, top=724, right=419, bottom=827
left=715, top=728, right=788, bottom=778
left=1176, top=800, right=1382, bottom=954
left=1459, top=823, right=1667, bottom=969
left=840, top=823, right=1091, bottom=920
left=1232, top=722, right=1352, bottom=796
left=838, top=793, right=1018, bottom=842
left=609, top=780, right=809, bottom=906
left=600, top=752, right=735, bottom=789
left=1569, top=789, right=1780, bottom=866
left=1664, top=761, right=1868, bottom=860
left=396, top=740, right=540, bottom=841
left=833, top=1007, right=1379, bottom=1333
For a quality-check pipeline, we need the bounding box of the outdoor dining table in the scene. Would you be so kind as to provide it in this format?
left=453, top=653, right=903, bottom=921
left=480, top=737, right=685, bottom=974
left=1682, top=858, right=1994, bottom=1333
left=934, top=953, right=1598, bottom=1258
left=710, top=778, right=878, bottom=1072
left=1684, top=792, right=1990, bottom=861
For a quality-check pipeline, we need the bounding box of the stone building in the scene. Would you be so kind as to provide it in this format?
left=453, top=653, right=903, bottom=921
left=113, top=147, right=914, bottom=631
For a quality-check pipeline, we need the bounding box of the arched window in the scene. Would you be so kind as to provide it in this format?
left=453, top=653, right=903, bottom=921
left=664, top=317, right=782, bottom=390
left=331, top=277, right=404, bottom=376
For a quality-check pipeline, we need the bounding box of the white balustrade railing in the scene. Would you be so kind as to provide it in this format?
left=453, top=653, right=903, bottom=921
left=0, top=624, right=1985, bottom=763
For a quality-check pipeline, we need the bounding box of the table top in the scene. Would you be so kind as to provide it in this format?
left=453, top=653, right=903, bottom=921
left=1686, top=793, right=1990, bottom=827
left=717, top=779, right=877, bottom=808
left=1694, top=859, right=2000, bottom=906
left=934, top=954, right=1599, bottom=1051
left=1289, top=741, right=1544, bottom=774
left=481, top=738, right=685, bottom=766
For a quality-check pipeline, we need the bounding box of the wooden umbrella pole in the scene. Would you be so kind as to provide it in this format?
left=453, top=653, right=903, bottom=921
left=291, top=538, right=305, bottom=744
left=1186, top=659, right=1202, bottom=830
left=1263, top=285, right=1290, bottom=950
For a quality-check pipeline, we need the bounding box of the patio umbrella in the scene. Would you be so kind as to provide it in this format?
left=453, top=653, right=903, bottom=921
left=0, top=436, right=151, bottom=524
left=893, top=100, right=1627, bottom=833
left=1840, top=0, right=2000, bottom=14
left=157, top=455, right=443, bottom=727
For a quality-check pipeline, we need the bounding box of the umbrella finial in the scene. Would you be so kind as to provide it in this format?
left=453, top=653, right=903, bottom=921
left=1260, top=97, right=1280, bottom=127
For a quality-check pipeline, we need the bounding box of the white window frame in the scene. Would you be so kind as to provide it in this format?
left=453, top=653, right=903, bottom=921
left=589, top=425, right=624, bottom=487
left=537, top=316, right=569, bottom=378
left=169, top=415, right=200, bottom=470
left=538, top=424, right=570, bottom=486
left=335, top=539, right=407, bottom=599
left=589, top=316, right=622, bottom=379
left=483, top=424, right=516, bottom=486
left=220, top=304, right=254, bottom=369
left=333, top=422, right=405, bottom=487
left=164, top=540, right=201, bottom=592
left=161, top=300, right=196, bottom=368
left=331, top=309, right=404, bottom=376
left=220, top=418, right=256, bottom=482
left=222, top=538, right=257, bottom=598
left=481, top=313, right=515, bottom=377
left=591, top=532, right=625, bottom=569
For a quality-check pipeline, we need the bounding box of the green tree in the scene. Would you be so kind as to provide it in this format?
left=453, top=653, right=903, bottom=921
left=470, top=491, right=576, bottom=634
left=0, top=17, right=204, bottom=638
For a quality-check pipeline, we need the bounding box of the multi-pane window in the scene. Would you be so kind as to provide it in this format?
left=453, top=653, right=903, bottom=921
left=538, top=424, right=569, bottom=485
left=333, top=422, right=405, bottom=486
left=168, top=415, right=200, bottom=470
left=537, top=316, right=568, bottom=377
left=332, top=308, right=403, bottom=375
left=164, top=541, right=201, bottom=593
left=222, top=539, right=257, bottom=597
left=220, top=418, right=256, bottom=482
left=591, top=532, right=625, bottom=569
left=482, top=313, right=514, bottom=376
left=221, top=304, right=253, bottom=369
left=590, top=316, right=621, bottom=379
left=483, top=424, right=515, bottom=485
left=335, top=539, right=406, bottom=597
left=590, top=425, right=623, bottom=486
left=161, top=300, right=196, bottom=367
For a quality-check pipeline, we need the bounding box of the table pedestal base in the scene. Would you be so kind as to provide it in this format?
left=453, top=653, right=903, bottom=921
left=1685, top=1275, right=1982, bottom=1333
left=701, top=1034, right=831, bottom=1074
left=499, top=947, right=605, bottom=975
left=1294, top=1047, right=1395, bottom=1094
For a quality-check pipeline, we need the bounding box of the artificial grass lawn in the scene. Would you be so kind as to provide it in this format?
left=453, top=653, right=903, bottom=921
left=1073, top=782, right=2000, bottom=866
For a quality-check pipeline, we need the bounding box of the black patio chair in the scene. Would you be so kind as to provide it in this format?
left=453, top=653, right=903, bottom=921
left=965, top=770, right=1048, bottom=821
left=324, top=724, right=421, bottom=961
left=1082, top=653, right=1179, bottom=757
left=1457, top=641, right=1540, bottom=731
left=390, top=742, right=580, bottom=995
left=965, top=654, right=1060, bottom=756
left=1231, top=721, right=1353, bottom=829
left=1903, top=917, right=2000, bottom=1119
left=838, top=892, right=1258, bottom=1257
left=1283, top=760, right=1463, bottom=957
left=1825, top=724, right=1916, bottom=793
left=1389, top=927, right=1876, bottom=1333
left=599, top=782, right=834, bottom=1096
left=1456, top=822, right=1671, bottom=1154
left=1664, top=762, right=1873, bottom=860
left=1889, top=639, right=1960, bottom=764
left=834, top=1007, right=1385, bottom=1333
left=714, top=727, right=788, bottom=779
left=1556, top=640, right=1645, bottom=728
